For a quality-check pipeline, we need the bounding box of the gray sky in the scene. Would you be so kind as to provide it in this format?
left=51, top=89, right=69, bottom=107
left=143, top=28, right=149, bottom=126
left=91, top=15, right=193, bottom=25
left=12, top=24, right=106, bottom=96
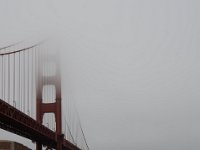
left=1, top=0, right=200, bottom=150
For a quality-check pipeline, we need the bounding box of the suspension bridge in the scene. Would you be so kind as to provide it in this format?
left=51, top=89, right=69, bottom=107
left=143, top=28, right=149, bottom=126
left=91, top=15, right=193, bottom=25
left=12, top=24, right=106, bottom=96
left=0, top=40, right=89, bottom=150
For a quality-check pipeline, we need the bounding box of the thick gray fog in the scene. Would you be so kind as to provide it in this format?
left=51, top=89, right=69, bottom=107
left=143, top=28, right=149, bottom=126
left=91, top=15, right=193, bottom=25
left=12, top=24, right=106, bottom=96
left=0, top=0, right=200, bottom=150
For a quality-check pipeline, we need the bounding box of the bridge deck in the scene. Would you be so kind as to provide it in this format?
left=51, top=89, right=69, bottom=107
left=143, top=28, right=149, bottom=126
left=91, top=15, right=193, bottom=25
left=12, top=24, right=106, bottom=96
left=0, top=99, right=80, bottom=150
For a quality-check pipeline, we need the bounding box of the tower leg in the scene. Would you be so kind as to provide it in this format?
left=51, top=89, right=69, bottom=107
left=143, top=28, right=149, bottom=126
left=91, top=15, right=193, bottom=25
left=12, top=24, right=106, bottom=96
left=36, top=142, right=42, bottom=150
left=57, top=134, right=64, bottom=150
left=57, top=143, right=62, bottom=150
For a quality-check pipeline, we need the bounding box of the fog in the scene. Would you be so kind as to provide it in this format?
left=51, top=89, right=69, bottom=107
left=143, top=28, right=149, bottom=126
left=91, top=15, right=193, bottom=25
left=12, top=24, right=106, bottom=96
left=0, top=0, right=200, bottom=150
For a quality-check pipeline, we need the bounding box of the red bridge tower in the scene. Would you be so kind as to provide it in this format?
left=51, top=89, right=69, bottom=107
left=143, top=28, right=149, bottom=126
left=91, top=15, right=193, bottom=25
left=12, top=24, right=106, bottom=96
left=36, top=50, right=63, bottom=150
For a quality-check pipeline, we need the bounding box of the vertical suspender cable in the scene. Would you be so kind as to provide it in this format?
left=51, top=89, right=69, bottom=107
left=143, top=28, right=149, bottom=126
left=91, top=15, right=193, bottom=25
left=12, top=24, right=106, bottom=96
left=32, top=47, right=35, bottom=118
left=75, top=119, right=78, bottom=145
left=2, top=56, right=3, bottom=100
left=1, top=56, right=2, bottom=99
left=13, top=53, right=15, bottom=107
left=8, top=55, right=10, bottom=104
left=3, top=56, right=5, bottom=101
left=27, top=50, right=30, bottom=115
left=19, top=52, right=21, bottom=111
left=31, top=48, right=33, bottom=117
left=35, top=46, right=37, bottom=120
left=23, top=51, right=25, bottom=113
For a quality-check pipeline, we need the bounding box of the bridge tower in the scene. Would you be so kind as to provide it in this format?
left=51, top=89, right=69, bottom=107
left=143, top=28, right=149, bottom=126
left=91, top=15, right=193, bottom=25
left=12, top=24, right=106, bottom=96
left=36, top=49, right=63, bottom=150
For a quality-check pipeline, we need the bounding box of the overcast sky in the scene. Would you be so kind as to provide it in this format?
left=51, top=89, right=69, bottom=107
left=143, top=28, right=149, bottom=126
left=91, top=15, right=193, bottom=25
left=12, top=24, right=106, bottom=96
left=0, top=0, right=200, bottom=150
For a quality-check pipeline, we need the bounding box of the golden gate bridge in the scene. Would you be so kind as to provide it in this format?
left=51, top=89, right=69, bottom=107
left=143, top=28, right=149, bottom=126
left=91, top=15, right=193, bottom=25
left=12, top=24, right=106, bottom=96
left=0, top=40, right=89, bottom=150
